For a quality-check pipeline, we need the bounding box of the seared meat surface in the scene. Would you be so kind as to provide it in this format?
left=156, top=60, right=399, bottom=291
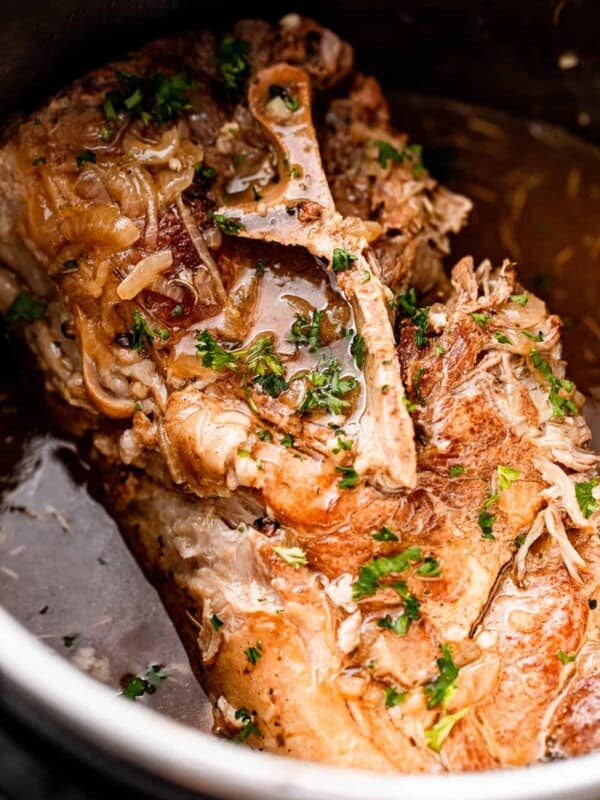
left=0, top=13, right=598, bottom=773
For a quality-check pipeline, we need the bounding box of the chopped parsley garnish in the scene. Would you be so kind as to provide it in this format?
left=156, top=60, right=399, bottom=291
left=298, top=355, right=356, bottom=416
left=62, top=259, right=78, bottom=272
left=131, top=310, right=155, bottom=352
left=558, top=649, right=576, bottom=664
left=281, top=432, right=294, bottom=447
left=234, top=707, right=261, bottom=741
left=416, top=557, right=442, bottom=577
left=257, top=429, right=272, bottom=442
left=425, top=708, right=469, bottom=752
left=396, top=288, right=418, bottom=317
left=289, top=310, right=322, bottom=352
left=211, top=613, right=224, bottom=630
left=211, top=213, right=244, bottom=235
left=170, top=304, right=183, bottom=318
left=268, top=84, right=300, bottom=111
left=494, top=332, right=511, bottom=344
left=413, top=366, right=425, bottom=405
left=332, top=436, right=353, bottom=454
left=350, top=332, right=366, bottom=369
left=76, top=150, right=96, bottom=169
left=530, top=349, right=578, bottom=418
left=425, top=644, right=459, bottom=709
left=336, top=465, right=359, bottom=489
left=103, top=70, right=191, bottom=126
left=522, top=330, right=544, bottom=342
left=352, top=546, right=422, bottom=600
left=195, top=331, right=288, bottom=398
left=471, top=312, right=491, bottom=329
left=122, top=664, right=167, bottom=700
left=372, top=526, right=399, bottom=542
left=273, top=546, right=308, bottom=569
left=332, top=248, right=357, bottom=273
left=384, top=686, right=407, bottom=708
left=497, top=465, right=521, bottom=491
left=373, top=140, right=424, bottom=176
left=478, top=495, right=498, bottom=540
left=396, top=289, right=429, bottom=347
left=403, top=396, right=418, bottom=413
left=244, top=640, right=263, bottom=665
left=255, top=259, right=266, bottom=275
left=515, top=533, right=526, bottom=548
left=4, top=292, right=47, bottom=325
left=448, top=465, right=465, bottom=478
left=510, top=293, right=528, bottom=306
left=575, top=477, right=599, bottom=519
left=62, top=634, right=78, bottom=648
left=195, top=163, right=217, bottom=181
left=377, top=584, right=420, bottom=634
left=31, top=157, right=46, bottom=166
left=217, top=37, right=250, bottom=96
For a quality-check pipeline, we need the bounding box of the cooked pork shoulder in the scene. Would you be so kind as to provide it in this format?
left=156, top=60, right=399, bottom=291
left=0, top=13, right=598, bottom=773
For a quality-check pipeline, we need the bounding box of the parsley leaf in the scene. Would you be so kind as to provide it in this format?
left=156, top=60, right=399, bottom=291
left=352, top=546, right=422, bottom=600
left=273, top=546, right=308, bottom=569
left=372, top=526, right=399, bottom=542
left=510, top=293, right=528, bottom=306
left=416, top=557, right=442, bottom=577
left=62, top=634, right=79, bottom=648
left=195, top=330, right=240, bottom=370
left=131, top=310, right=154, bottom=352
left=384, top=686, right=407, bottom=708
left=425, top=644, right=459, bottom=709
left=478, top=503, right=497, bottom=540
left=281, top=432, right=294, bottom=447
left=122, top=664, right=167, bottom=700
left=4, top=292, right=47, bottom=325
left=425, top=708, right=469, bottom=752
left=497, top=465, right=521, bottom=491
left=471, top=312, right=491, bottom=329
left=522, top=330, right=544, bottom=342
left=211, top=213, right=244, bottom=235
left=234, top=707, right=261, bottom=741
left=336, top=465, right=359, bottom=489
left=373, top=140, right=424, bottom=176
left=210, top=613, right=224, bottom=630
left=244, top=640, right=263, bottom=665
left=530, top=349, right=578, bottom=418
left=103, top=71, right=191, bottom=126
left=575, top=478, right=599, bottom=519
left=289, top=310, right=322, bottom=352
left=268, top=84, right=300, bottom=111
left=298, top=355, right=356, bottom=416
left=350, top=332, right=366, bottom=369
left=217, top=37, right=250, bottom=96
left=76, top=150, right=96, bottom=169
left=558, top=649, right=576, bottom=664
left=448, top=465, right=465, bottom=478
left=494, top=332, right=511, bottom=344
left=332, top=248, right=357, bottom=273
left=257, top=429, right=272, bottom=442
left=396, top=289, right=430, bottom=347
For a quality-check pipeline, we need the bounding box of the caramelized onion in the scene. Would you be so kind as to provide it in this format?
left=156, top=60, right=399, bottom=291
left=156, top=166, right=195, bottom=206
left=123, top=127, right=180, bottom=165
left=176, top=197, right=226, bottom=304
left=117, top=250, right=173, bottom=300
left=61, top=205, right=140, bottom=249
left=76, top=312, right=135, bottom=418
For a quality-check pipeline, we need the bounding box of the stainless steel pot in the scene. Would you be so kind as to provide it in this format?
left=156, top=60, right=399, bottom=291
left=1, top=1, right=599, bottom=797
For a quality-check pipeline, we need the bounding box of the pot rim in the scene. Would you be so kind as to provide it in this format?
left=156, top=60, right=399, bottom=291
left=1, top=606, right=599, bottom=800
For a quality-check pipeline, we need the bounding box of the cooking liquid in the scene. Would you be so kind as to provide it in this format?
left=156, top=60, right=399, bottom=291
left=0, top=97, right=599, bottom=728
